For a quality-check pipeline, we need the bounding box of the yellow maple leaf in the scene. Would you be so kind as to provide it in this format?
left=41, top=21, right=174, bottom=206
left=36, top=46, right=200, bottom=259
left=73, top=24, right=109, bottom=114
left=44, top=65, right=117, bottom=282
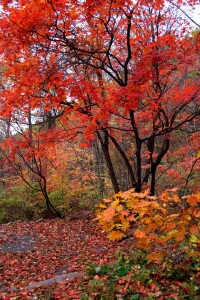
left=111, top=199, right=120, bottom=208
left=166, top=229, right=179, bottom=240
left=189, top=234, right=199, bottom=245
left=121, top=209, right=130, bottom=217
left=108, top=230, right=124, bottom=241
left=99, top=221, right=113, bottom=232
left=121, top=220, right=130, bottom=232
left=134, top=229, right=146, bottom=239
left=126, top=198, right=138, bottom=209
left=147, top=251, right=165, bottom=262
left=102, top=207, right=115, bottom=222
left=127, top=214, right=136, bottom=222
left=99, top=203, right=107, bottom=209
left=115, top=204, right=124, bottom=212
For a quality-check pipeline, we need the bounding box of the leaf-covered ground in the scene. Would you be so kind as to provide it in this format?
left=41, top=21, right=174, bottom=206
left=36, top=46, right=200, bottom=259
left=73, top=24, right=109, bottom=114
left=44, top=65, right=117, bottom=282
left=0, top=217, right=124, bottom=299
left=0, top=218, right=199, bottom=299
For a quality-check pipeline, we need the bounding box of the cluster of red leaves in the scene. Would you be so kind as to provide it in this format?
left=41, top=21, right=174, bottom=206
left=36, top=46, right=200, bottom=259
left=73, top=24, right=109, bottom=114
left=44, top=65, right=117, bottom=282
left=0, top=218, right=118, bottom=299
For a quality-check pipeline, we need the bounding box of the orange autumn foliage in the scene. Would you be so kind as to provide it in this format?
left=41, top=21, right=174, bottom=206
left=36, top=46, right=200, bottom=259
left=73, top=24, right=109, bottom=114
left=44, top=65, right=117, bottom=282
left=96, top=189, right=200, bottom=261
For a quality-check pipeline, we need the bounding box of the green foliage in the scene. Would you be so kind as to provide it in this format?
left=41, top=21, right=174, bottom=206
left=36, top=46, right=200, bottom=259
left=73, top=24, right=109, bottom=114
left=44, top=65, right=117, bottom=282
left=82, top=254, right=133, bottom=300
left=0, top=181, right=104, bottom=223
left=48, top=184, right=103, bottom=215
left=0, top=186, right=36, bottom=223
left=81, top=247, right=200, bottom=299
left=0, top=183, right=57, bottom=223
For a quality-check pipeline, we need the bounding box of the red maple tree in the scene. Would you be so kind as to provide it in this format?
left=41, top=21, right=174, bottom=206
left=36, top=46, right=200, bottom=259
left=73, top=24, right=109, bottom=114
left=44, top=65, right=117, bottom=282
left=0, top=0, right=199, bottom=195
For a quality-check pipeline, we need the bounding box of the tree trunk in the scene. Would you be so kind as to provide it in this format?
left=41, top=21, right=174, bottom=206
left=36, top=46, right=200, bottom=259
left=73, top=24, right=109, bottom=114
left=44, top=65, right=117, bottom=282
left=96, top=130, right=120, bottom=193
left=150, top=137, right=170, bottom=195
left=39, top=176, right=63, bottom=218
left=93, top=139, right=105, bottom=193
left=109, top=135, right=137, bottom=189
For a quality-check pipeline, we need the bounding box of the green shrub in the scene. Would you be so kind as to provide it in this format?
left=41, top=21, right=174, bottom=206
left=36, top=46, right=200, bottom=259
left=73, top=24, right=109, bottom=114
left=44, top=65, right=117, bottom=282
left=0, top=183, right=105, bottom=223
left=0, top=185, right=42, bottom=223
left=81, top=248, right=200, bottom=299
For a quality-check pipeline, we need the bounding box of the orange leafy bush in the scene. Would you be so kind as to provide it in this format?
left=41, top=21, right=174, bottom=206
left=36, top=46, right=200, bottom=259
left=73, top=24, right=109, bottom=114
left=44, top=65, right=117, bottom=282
left=96, top=189, right=200, bottom=260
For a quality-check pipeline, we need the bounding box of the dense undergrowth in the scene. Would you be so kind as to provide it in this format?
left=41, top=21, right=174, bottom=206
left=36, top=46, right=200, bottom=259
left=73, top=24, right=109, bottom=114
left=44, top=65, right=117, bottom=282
left=81, top=247, right=200, bottom=299
left=0, top=183, right=101, bottom=224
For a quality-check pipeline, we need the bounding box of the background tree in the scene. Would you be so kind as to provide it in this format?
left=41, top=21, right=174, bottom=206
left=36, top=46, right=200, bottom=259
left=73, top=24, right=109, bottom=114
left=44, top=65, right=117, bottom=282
left=0, top=0, right=199, bottom=196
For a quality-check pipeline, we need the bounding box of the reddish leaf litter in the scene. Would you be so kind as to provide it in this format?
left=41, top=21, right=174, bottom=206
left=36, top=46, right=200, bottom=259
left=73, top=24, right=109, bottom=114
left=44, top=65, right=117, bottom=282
left=0, top=218, right=126, bottom=299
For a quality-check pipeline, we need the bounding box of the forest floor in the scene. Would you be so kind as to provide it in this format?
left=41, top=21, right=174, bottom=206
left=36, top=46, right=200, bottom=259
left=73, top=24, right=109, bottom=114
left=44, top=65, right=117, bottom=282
left=0, top=216, right=132, bottom=299
left=0, top=216, right=199, bottom=300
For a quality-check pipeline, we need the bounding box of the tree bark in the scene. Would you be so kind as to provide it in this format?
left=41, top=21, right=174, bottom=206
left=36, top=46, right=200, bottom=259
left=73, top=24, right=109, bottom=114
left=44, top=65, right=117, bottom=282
left=109, top=135, right=137, bottom=189
left=96, top=130, right=120, bottom=193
